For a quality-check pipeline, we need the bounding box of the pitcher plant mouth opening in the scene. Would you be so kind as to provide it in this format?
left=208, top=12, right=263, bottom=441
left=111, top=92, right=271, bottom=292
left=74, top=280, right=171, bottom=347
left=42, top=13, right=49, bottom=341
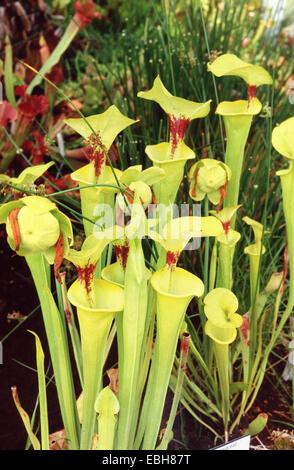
left=203, top=287, right=242, bottom=331
left=151, top=265, right=205, bottom=298
left=67, top=277, right=124, bottom=312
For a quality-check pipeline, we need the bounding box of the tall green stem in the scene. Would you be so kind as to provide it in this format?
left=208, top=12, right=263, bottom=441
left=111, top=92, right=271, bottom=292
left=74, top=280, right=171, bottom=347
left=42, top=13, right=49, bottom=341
left=148, top=153, right=194, bottom=208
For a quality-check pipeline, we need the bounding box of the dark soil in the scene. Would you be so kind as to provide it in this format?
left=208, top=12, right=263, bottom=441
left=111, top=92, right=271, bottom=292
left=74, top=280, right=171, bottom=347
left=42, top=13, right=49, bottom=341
left=0, top=236, right=293, bottom=451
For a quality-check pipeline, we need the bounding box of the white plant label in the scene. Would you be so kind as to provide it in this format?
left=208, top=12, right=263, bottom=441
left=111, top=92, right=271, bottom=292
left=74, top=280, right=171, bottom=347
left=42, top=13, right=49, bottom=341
left=212, top=434, right=251, bottom=450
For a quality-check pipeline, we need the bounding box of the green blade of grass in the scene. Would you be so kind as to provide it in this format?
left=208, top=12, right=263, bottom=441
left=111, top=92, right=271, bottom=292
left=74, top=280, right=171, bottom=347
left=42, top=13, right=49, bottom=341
left=27, top=330, right=49, bottom=450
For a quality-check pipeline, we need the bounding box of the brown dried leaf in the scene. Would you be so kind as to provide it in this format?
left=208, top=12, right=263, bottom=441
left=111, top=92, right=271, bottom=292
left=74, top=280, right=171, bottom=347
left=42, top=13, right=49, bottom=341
left=107, top=368, right=118, bottom=395
left=7, top=310, right=27, bottom=323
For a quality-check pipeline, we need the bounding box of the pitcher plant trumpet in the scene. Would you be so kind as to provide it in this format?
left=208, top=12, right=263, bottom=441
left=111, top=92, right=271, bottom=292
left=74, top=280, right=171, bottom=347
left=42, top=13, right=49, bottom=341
left=215, top=99, right=262, bottom=218
left=138, top=214, right=222, bottom=449
left=67, top=275, right=124, bottom=450
left=2, top=44, right=291, bottom=451
left=204, top=288, right=242, bottom=441
left=64, top=105, right=138, bottom=236
left=138, top=76, right=211, bottom=207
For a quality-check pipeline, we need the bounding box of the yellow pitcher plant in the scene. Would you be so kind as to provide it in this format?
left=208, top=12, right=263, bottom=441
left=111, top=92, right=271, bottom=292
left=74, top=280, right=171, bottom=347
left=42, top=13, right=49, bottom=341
left=2, top=45, right=289, bottom=451
left=64, top=105, right=138, bottom=236
left=215, top=99, right=262, bottom=218
left=67, top=270, right=124, bottom=450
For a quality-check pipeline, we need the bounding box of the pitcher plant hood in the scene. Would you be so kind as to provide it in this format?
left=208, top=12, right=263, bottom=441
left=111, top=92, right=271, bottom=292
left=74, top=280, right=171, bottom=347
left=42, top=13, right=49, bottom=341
left=0, top=162, right=55, bottom=192
left=64, top=105, right=138, bottom=178
left=137, top=75, right=211, bottom=121
left=138, top=76, right=210, bottom=160
left=148, top=215, right=223, bottom=268
left=64, top=105, right=138, bottom=149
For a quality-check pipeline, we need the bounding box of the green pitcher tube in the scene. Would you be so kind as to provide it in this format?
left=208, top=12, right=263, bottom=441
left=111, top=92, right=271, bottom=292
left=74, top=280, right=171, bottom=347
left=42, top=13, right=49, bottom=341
left=142, top=266, right=204, bottom=449
left=217, top=230, right=241, bottom=290
left=208, top=53, right=272, bottom=224
left=279, top=165, right=294, bottom=262
left=210, top=206, right=241, bottom=290
left=272, top=118, right=294, bottom=295
left=215, top=99, right=262, bottom=222
left=243, top=216, right=266, bottom=307
left=114, top=193, right=154, bottom=449
left=271, top=118, right=294, bottom=343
